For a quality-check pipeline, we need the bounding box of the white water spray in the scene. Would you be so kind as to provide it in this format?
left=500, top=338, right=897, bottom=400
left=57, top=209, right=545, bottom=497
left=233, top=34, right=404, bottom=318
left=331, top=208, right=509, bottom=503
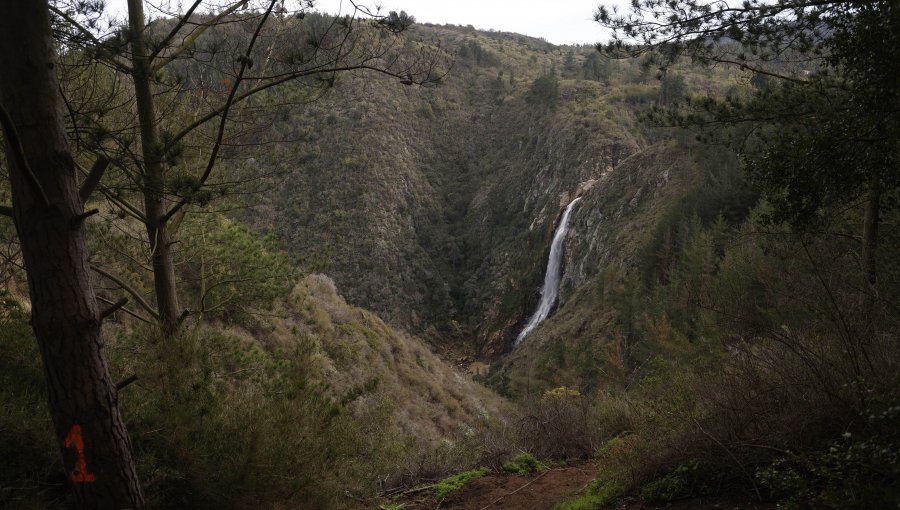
left=514, top=197, right=581, bottom=347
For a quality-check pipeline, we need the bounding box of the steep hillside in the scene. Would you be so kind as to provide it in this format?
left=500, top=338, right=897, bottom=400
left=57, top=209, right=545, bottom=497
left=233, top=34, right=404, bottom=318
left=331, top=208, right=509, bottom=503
left=4, top=5, right=898, bottom=510
left=267, top=273, right=507, bottom=444
left=491, top=140, right=755, bottom=395
left=233, top=22, right=748, bottom=355
left=0, top=270, right=509, bottom=508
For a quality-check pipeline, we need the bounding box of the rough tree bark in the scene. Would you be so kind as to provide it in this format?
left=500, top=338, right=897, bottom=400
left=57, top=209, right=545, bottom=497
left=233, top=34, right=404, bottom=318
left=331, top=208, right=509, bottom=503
left=127, top=0, right=183, bottom=333
left=0, top=2, right=145, bottom=508
left=861, top=173, right=880, bottom=287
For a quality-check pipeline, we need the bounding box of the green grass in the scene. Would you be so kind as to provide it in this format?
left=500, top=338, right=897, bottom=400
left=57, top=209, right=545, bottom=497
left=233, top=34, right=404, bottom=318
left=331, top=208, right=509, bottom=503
left=433, top=467, right=492, bottom=499
left=554, top=478, right=623, bottom=510
left=0, top=300, right=69, bottom=509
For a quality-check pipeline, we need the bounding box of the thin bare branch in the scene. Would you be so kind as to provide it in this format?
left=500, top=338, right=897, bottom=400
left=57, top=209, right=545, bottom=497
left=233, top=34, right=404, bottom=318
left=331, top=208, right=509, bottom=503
left=99, top=297, right=128, bottom=321
left=162, top=0, right=278, bottom=223
left=167, top=62, right=435, bottom=150
left=147, top=0, right=204, bottom=61
left=48, top=5, right=132, bottom=72
left=98, top=295, right=153, bottom=325
left=91, top=265, right=160, bottom=320
left=151, top=1, right=250, bottom=71
left=115, top=374, right=139, bottom=390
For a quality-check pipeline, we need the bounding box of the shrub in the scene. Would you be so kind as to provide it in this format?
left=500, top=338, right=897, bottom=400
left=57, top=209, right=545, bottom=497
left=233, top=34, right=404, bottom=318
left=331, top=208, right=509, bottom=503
left=555, top=477, right=624, bottom=510
left=516, top=390, right=600, bottom=460
left=640, top=459, right=712, bottom=503
left=113, top=327, right=369, bottom=509
left=502, top=453, right=545, bottom=474
left=757, top=401, right=900, bottom=509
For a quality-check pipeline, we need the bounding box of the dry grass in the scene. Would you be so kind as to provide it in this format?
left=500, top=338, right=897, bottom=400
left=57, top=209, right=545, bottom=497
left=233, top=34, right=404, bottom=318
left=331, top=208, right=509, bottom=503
left=236, top=274, right=516, bottom=487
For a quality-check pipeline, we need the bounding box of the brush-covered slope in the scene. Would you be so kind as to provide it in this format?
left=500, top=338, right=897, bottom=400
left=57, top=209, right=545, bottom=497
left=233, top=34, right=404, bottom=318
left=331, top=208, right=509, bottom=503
left=490, top=139, right=756, bottom=395
left=267, top=273, right=507, bottom=442
left=224, top=19, right=755, bottom=357
left=1, top=264, right=508, bottom=509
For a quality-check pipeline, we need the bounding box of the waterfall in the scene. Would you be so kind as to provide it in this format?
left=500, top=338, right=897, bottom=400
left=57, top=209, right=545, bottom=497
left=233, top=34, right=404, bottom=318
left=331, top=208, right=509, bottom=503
left=514, top=197, right=581, bottom=347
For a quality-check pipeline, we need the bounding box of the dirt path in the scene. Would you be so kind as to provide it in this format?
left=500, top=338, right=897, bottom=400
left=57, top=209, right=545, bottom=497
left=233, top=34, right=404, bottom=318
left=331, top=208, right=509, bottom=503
left=390, top=463, right=774, bottom=510
left=397, top=463, right=598, bottom=510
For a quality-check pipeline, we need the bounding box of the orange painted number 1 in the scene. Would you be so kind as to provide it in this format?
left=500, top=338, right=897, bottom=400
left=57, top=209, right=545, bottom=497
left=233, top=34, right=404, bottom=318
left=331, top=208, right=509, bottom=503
left=64, top=424, right=97, bottom=482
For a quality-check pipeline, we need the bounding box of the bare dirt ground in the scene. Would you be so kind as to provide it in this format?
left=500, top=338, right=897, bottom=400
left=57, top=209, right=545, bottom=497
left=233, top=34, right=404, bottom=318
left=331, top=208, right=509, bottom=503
left=395, top=462, right=598, bottom=510
left=391, top=462, right=774, bottom=510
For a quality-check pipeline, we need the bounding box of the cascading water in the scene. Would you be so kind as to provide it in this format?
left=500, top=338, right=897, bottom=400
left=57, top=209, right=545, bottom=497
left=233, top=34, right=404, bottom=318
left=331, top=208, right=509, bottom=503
left=514, top=197, right=581, bottom=347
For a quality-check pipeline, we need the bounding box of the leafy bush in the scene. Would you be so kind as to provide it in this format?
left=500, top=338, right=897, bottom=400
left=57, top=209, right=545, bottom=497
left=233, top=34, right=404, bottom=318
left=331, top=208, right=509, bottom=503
left=640, top=459, right=712, bottom=503
left=758, top=401, right=900, bottom=509
left=502, top=452, right=545, bottom=474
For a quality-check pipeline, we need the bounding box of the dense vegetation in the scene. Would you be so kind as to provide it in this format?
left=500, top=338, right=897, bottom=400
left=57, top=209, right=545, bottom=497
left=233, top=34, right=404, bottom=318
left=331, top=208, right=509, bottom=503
left=1, top=1, right=898, bottom=509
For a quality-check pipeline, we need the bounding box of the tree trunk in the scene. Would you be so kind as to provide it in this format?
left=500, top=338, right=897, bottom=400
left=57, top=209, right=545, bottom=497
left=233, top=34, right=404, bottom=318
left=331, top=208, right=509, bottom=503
left=861, top=173, right=880, bottom=287
left=0, top=3, right=145, bottom=508
left=127, top=0, right=182, bottom=332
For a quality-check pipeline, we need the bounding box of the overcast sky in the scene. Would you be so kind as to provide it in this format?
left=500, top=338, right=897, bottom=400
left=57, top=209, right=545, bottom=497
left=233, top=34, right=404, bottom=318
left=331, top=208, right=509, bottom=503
left=314, top=0, right=609, bottom=45
left=103, top=0, right=614, bottom=45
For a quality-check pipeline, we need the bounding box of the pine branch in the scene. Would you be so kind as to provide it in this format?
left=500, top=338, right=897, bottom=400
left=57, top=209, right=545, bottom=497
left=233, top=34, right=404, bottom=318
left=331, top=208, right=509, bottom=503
left=47, top=5, right=132, bottom=72
left=90, top=265, right=160, bottom=320
left=79, top=157, right=110, bottom=202
left=147, top=0, right=204, bottom=61
left=162, top=0, right=278, bottom=223
left=150, top=1, right=250, bottom=71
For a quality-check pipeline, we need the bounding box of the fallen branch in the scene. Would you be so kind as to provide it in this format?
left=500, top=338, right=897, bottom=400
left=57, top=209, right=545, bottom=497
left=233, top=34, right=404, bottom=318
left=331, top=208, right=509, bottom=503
left=398, top=484, right=435, bottom=495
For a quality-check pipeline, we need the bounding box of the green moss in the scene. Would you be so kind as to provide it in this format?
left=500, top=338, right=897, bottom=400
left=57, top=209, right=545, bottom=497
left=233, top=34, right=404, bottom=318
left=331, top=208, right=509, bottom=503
left=433, top=467, right=491, bottom=499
